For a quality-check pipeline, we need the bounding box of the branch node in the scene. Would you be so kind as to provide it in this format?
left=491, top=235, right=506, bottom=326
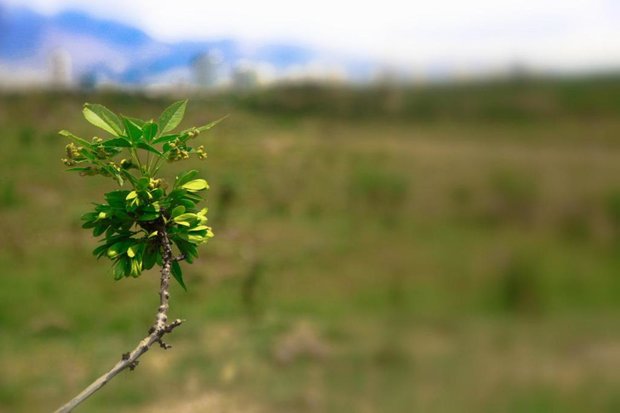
left=121, top=352, right=130, bottom=361
left=128, top=360, right=140, bottom=371
left=157, top=338, right=173, bottom=350
left=165, top=319, right=183, bottom=333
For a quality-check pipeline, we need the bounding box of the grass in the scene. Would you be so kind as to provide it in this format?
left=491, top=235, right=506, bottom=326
left=1, top=84, right=620, bottom=412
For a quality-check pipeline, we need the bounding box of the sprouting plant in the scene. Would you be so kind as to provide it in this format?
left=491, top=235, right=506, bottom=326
left=54, top=100, right=223, bottom=413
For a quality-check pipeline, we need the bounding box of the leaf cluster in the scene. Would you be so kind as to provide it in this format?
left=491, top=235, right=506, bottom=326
left=61, top=101, right=222, bottom=288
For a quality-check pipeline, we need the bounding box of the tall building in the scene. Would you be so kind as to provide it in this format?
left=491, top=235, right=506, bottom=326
left=50, top=49, right=73, bottom=88
left=192, top=51, right=223, bottom=90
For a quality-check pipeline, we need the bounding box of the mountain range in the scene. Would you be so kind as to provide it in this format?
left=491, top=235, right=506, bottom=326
left=0, top=5, right=376, bottom=87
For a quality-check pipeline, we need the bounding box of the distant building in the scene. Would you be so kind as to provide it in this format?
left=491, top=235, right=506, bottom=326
left=192, top=51, right=224, bottom=90
left=50, top=49, right=73, bottom=88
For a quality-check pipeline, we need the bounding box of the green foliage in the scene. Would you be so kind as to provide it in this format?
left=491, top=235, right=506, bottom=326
left=61, top=101, right=222, bottom=287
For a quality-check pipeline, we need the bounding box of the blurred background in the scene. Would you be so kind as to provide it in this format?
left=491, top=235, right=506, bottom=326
left=1, top=1, right=620, bottom=412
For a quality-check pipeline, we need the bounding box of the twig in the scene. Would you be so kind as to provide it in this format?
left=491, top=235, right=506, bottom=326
left=54, top=226, right=182, bottom=413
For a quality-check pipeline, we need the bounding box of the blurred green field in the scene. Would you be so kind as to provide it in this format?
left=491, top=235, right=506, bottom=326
left=1, top=82, right=620, bottom=412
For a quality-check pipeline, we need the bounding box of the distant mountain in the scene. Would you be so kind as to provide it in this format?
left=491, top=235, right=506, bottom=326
left=0, top=5, right=375, bottom=87
left=0, top=6, right=47, bottom=60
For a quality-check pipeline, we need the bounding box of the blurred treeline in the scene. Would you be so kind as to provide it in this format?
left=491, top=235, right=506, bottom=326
left=231, top=75, right=620, bottom=121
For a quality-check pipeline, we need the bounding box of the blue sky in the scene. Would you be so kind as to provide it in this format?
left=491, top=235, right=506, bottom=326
left=3, top=0, right=620, bottom=73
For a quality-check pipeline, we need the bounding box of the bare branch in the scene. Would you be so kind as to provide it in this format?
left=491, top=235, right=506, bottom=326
left=54, top=226, right=181, bottom=413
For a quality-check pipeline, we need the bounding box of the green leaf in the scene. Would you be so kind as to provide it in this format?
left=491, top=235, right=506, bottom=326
left=172, top=237, right=197, bottom=264
left=142, top=122, right=158, bottom=142
left=78, top=148, right=96, bottom=161
left=178, top=199, right=197, bottom=210
left=138, top=213, right=160, bottom=221
left=82, top=221, right=97, bottom=229
left=143, top=249, right=157, bottom=270
left=93, top=223, right=109, bottom=237
left=113, top=257, right=128, bottom=280
left=137, top=142, right=163, bottom=156
left=171, top=205, right=186, bottom=218
left=171, top=260, right=187, bottom=290
left=182, top=179, right=209, bottom=192
left=130, top=257, right=142, bottom=277
left=124, top=116, right=145, bottom=128
left=174, top=170, right=199, bottom=188
left=150, top=188, right=165, bottom=200
left=81, top=212, right=98, bottom=221
left=197, top=115, right=228, bottom=132
left=136, top=177, right=150, bottom=191
left=93, top=243, right=109, bottom=259
left=59, top=130, right=93, bottom=148
left=102, top=137, right=133, bottom=148
left=121, top=116, right=143, bottom=142
left=101, top=165, right=124, bottom=186
left=158, top=100, right=187, bottom=134
left=107, top=240, right=132, bottom=259
left=152, top=134, right=179, bottom=145
left=83, top=103, right=124, bottom=136
left=105, top=190, right=131, bottom=205
left=120, top=170, right=139, bottom=187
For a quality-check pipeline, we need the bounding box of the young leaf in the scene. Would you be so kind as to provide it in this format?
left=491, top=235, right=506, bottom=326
left=158, top=100, right=187, bottom=134
left=189, top=225, right=210, bottom=232
left=171, top=260, right=187, bottom=290
left=83, top=103, right=125, bottom=136
left=173, top=213, right=197, bottom=223
left=59, top=130, right=93, bottom=148
left=182, top=179, right=209, bottom=192
left=197, top=115, right=228, bottom=132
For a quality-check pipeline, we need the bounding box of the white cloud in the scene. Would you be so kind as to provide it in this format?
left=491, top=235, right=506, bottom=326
left=4, top=0, right=620, bottom=72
